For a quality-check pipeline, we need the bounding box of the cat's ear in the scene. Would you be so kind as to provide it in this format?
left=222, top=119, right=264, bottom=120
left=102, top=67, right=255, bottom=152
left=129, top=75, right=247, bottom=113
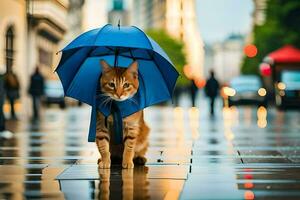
left=127, top=61, right=138, bottom=74
left=100, top=60, right=111, bottom=73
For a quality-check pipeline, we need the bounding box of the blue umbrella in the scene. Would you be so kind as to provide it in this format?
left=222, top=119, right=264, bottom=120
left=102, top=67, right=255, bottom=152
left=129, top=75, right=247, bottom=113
left=56, top=24, right=179, bottom=142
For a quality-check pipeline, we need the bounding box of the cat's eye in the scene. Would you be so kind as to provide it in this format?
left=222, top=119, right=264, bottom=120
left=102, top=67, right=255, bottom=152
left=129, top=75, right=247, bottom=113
left=108, top=82, right=115, bottom=88
left=123, top=83, right=130, bottom=88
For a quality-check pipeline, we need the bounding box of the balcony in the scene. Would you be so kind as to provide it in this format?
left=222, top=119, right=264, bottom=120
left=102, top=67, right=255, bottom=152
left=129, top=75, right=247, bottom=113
left=27, top=0, right=69, bottom=42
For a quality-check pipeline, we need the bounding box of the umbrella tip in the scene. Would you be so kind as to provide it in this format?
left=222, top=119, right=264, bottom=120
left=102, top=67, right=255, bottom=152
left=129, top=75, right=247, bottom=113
left=118, top=19, right=120, bottom=30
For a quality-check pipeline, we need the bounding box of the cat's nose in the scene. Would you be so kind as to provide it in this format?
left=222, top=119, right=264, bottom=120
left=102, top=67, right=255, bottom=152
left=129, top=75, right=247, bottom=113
left=116, top=89, right=122, bottom=98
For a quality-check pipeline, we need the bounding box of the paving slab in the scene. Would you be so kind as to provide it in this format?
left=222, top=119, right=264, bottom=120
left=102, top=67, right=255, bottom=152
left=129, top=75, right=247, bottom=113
left=1, top=104, right=300, bottom=199
left=56, top=165, right=189, bottom=180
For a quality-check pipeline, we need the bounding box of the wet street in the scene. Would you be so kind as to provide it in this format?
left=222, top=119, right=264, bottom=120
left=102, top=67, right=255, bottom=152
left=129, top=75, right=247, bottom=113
left=1, top=98, right=300, bottom=200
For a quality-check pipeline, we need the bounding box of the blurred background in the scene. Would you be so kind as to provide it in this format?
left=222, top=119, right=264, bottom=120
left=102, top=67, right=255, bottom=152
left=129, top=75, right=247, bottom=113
left=0, top=0, right=299, bottom=118
left=1, top=1, right=300, bottom=199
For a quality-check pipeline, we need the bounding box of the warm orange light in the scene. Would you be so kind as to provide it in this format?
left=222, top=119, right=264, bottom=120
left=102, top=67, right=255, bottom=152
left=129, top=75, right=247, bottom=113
left=183, top=65, right=193, bottom=79
left=223, top=87, right=236, bottom=97
left=277, top=82, right=286, bottom=90
left=194, top=79, right=206, bottom=88
left=244, top=44, right=258, bottom=58
left=244, top=190, right=255, bottom=200
left=244, top=182, right=254, bottom=189
left=258, top=88, right=267, bottom=96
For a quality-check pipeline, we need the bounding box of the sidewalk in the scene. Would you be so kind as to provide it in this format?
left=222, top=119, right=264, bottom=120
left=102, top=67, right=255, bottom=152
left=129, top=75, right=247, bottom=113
left=0, top=98, right=300, bottom=199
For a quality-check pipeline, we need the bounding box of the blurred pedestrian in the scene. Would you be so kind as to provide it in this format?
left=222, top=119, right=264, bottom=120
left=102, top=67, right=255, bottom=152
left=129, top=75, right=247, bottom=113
left=0, top=72, right=6, bottom=132
left=0, top=71, right=13, bottom=137
left=173, top=86, right=182, bottom=106
left=205, top=71, right=219, bottom=116
left=28, top=67, right=45, bottom=120
left=4, top=67, right=20, bottom=120
left=189, top=80, right=198, bottom=107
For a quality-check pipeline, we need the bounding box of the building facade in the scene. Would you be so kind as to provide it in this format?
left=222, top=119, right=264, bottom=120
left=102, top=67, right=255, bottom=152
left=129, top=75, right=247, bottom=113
left=0, top=0, right=69, bottom=116
left=211, top=34, right=245, bottom=84
left=27, top=0, right=69, bottom=79
left=129, top=0, right=204, bottom=79
left=129, top=0, right=166, bottom=30
left=0, top=0, right=27, bottom=90
left=82, top=0, right=108, bottom=31
left=108, top=0, right=129, bottom=26
left=165, top=0, right=204, bottom=79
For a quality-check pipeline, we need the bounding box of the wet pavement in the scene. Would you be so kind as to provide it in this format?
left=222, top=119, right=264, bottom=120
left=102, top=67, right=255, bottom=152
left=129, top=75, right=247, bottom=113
left=0, top=98, right=300, bottom=199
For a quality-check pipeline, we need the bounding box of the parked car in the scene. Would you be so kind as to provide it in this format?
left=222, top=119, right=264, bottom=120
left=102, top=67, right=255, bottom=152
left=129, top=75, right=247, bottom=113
left=222, top=75, right=267, bottom=107
left=275, top=70, right=300, bottom=109
left=44, top=80, right=66, bottom=108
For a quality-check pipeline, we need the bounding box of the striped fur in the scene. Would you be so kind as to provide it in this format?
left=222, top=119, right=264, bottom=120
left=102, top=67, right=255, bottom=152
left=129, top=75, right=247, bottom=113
left=96, top=60, right=149, bottom=169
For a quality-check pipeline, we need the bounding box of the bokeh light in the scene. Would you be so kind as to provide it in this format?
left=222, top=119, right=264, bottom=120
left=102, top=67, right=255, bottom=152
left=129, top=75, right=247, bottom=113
left=277, top=82, right=286, bottom=90
left=244, top=44, right=258, bottom=58
left=258, top=88, right=267, bottom=96
left=194, top=79, right=206, bottom=88
left=223, top=86, right=236, bottom=97
left=259, top=63, right=272, bottom=76
left=244, top=190, right=255, bottom=200
left=183, top=65, right=193, bottom=79
left=244, top=182, right=254, bottom=189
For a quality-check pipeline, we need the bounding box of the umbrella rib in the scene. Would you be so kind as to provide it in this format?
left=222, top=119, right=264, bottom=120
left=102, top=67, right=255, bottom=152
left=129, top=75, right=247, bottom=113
left=129, top=48, right=135, bottom=60
left=118, top=54, right=153, bottom=61
left=133, top=26, right=172, bottom=94
left=93, top=24, right=110, bottom=46
left=146, top=50, right=172, bottom=96
left=88, top=53, right=153, bottom=61
left=106, top=46, right=115, bottom=52
left=114, top=48, right=119, bottom=67
left=66, top=47, right=98, bottom=96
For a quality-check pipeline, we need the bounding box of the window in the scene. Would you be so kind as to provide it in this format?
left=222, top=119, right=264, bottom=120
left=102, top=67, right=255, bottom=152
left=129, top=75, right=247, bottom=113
left=5, top=26, right=14, bottom=70
left=38, top=48, right=53, bottom=67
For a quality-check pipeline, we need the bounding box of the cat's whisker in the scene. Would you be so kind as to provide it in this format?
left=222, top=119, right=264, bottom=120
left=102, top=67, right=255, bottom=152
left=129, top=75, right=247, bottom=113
left=96, top=93, right=111, bottom=101
left=102, top=97, right=114, bottom=108
left=103, top=98, right=113, bottom=108
left=99, top=97, right=111, bottom=107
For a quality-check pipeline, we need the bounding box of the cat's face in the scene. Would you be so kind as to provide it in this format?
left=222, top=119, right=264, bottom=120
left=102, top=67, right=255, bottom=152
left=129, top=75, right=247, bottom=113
left=100, top=60, right=139, bottom=101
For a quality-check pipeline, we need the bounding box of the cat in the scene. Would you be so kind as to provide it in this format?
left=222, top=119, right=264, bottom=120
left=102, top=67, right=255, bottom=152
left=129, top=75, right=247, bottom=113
left=96, top=60, right=149, bottom=169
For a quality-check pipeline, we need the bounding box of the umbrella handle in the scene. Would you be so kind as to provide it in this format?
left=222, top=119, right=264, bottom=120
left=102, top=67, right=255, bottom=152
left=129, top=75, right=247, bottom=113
left=114, top=48, right=119, bottom=67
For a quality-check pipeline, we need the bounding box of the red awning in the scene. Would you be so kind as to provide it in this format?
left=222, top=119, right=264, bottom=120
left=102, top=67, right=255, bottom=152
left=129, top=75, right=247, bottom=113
left=265, top=45, right=300, bottom=64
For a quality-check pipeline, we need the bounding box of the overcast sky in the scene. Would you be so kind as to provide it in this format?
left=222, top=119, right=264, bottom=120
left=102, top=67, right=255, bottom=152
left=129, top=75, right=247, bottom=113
left=196, top=0, right=254, bottom=44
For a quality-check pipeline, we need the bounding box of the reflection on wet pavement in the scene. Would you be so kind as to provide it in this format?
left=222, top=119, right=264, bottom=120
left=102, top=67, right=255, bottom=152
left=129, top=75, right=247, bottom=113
left=0, top=99, right=300, bottom=199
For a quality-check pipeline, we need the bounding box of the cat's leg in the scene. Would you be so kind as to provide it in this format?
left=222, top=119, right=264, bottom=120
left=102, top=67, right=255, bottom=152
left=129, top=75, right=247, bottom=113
left=133, top=143, right=148, bottom=165
left=122, top=126, right=139, bottom=169
left=134, top=123, right=149, bottom=165
left=96, top=130, right=111, bottom=168
left=96, top=113, right=111, bottom=168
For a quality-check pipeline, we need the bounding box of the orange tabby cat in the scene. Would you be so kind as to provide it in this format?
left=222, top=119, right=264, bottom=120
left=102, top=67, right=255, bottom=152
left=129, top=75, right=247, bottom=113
left=96, top=60, right=149, bottom=169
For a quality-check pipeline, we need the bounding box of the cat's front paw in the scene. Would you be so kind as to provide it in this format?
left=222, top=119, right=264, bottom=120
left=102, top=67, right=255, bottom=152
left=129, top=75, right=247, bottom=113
left=98, top=158, right=111, bottom=169
left=122, top=160, right=134, bottom=169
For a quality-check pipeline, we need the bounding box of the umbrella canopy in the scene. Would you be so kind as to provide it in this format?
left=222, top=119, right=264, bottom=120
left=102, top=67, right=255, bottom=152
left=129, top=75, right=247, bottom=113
left=264, top=45, right=300, bottom=64
left=56, top=24, right=179, bottom=142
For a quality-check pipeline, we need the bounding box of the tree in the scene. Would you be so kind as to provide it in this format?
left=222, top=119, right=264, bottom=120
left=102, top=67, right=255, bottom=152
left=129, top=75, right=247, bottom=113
left=146, top=29, right=189, bottom=86
left=241, top=0, right=300, bottom=74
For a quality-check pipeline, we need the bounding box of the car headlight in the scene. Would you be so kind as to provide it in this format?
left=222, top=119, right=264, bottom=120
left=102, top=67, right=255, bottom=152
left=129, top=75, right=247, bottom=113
left=277, top=82, right=286, bottom=90
left=223, top=87, right=236, bottom=97
left=258, top=88, right=267, bottom=96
